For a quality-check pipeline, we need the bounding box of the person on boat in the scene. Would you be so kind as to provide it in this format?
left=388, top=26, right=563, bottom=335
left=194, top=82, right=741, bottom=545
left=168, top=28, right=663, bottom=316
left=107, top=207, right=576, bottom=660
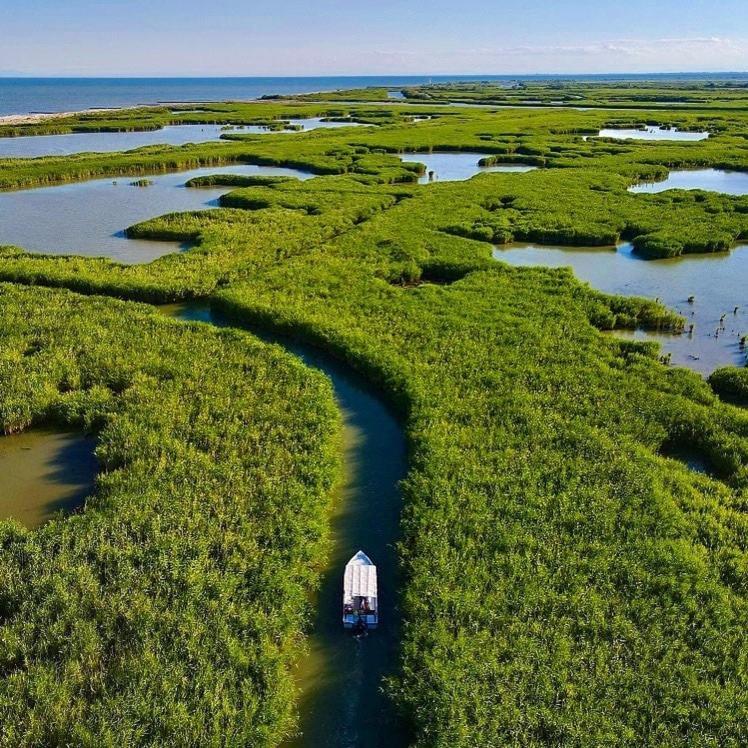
left=353, top=617, right=368, bottom=636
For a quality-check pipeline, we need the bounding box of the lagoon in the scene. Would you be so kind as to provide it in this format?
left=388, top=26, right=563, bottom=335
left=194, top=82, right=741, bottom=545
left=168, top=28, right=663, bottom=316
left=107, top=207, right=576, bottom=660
left=0, top=124, right=246, bottom=158
left=0, top=119, right=366, bottom=159
left=399, top=151, right=536, bottom=183
left=493, top=241, right=748, bottom=374
left=0, top=163, right=313, bottom=263
left=629, top=168, right=748, bottom=195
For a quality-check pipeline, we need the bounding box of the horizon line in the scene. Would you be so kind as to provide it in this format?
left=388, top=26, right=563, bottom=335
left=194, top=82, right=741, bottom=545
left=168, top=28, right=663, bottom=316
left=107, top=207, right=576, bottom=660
left=1, top=71, right=748, bottom=80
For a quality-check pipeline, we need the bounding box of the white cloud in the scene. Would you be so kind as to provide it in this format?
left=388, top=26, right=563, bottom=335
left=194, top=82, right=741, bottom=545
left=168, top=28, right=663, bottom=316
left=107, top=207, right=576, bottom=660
left=498, top=37, right=745, bottom=58
left=353, top=36, right=748, bottom=75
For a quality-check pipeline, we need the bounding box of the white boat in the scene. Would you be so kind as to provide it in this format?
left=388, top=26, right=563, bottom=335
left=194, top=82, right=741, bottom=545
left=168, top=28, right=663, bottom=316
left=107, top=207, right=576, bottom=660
left=342, top=551, right=378, bottom=631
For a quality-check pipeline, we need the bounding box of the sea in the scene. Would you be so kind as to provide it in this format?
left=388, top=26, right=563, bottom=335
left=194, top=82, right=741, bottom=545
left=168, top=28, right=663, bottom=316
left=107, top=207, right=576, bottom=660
left=2, top=74, right=748, bottom=117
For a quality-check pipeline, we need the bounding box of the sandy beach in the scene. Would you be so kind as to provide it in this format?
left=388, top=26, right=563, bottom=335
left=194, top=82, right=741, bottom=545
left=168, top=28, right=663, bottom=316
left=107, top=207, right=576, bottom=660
left=0, top=104, right=170, bottom=127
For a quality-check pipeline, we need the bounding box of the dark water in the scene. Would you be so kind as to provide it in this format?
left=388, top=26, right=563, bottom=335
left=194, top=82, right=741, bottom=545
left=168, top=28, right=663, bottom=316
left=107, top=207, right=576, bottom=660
left=493, top=242, right=748, bottom=374
left=660, top=443, right=714, bottom=475
left=630, top=168, right=748, bottom=195
left=0, top=428, right=97, bottom=528
left=161, top=301, right=409, bottom=748
left=0, top=164, right=312, bottom=263
left=399, top=152, right=536, bottom=183
left=597, top=127, right=709, bottom=141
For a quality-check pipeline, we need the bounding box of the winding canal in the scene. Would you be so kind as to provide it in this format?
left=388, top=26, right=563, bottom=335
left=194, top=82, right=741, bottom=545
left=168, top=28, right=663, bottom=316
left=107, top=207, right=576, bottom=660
left=160, top=301, right=410, bottom=748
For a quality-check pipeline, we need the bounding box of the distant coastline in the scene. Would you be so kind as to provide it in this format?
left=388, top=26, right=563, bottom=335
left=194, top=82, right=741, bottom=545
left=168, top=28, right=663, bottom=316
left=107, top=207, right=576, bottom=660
left=1, top=73, right=748, bottom=117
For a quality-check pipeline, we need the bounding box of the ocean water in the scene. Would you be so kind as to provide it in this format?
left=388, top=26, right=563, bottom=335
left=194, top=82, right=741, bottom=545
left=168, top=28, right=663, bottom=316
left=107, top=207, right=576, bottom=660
left=0, top=76, right=505, bottom=116
left=2, top=74, right=748, bottom=117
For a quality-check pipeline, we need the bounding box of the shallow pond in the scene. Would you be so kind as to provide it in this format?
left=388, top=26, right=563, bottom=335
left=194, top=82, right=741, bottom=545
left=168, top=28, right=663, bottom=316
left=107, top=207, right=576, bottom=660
left=597, top=126, right=709, bottom=141
left=0, top=163, right=313, bottom=264
left=629, top=168, right=748, bottom=195
left=0, top=428, right=97, bottom=529
left=493, top=242, right=748, bottom=374
left=286, top=117, right=365, bottom=131
left=162, top=301, right=409, bottom=748
left=0, top=124, right=247, bottom=158
left=399, top=151, right=536, bottom=183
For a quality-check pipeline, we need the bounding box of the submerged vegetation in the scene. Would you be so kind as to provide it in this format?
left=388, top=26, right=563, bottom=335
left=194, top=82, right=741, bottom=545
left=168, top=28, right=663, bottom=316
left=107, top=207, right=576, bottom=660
left=0, top=82, right=747, bottom=745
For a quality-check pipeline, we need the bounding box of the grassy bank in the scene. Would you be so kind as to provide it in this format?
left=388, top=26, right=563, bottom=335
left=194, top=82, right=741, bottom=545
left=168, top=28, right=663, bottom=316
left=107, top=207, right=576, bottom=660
left=0, top=284, right=340, bottom=747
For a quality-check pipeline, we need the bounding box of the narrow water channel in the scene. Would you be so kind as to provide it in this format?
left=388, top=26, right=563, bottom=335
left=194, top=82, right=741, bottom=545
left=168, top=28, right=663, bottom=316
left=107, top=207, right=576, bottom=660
left=160, top=301, right=409, bottom=748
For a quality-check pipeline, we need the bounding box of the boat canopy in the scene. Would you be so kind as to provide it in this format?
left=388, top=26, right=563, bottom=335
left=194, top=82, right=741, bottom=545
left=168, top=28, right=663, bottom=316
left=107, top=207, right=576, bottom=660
left=343, top=551, right=378, bottom=603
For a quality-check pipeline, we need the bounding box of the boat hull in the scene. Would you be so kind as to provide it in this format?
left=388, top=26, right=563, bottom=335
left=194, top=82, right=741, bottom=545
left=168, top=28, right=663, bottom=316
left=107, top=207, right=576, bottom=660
left=343, top=612, right=378, bottom=630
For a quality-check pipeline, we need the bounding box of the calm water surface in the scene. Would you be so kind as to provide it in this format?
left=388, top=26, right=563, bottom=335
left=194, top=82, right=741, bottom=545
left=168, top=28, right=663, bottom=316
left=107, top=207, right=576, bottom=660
left=598, top=126, right=709, bottom=141
left=493, top=242, right=748, bottom=374
left=0, top=124, right=245, bottom=158
left=161, top=301, right=408, bottom=748
left=0, top=119, right=366, bottom=159
left=0, top=163, right=312, bottom=263
left=630, top=168, right=748, bottom=195
left=399, top=151, right=536, bottom=183
left=286, top=117, right=366, bottom=131
left=0, top=76, right=550, bottom=116
left=0, top=428, right=97, bottom=528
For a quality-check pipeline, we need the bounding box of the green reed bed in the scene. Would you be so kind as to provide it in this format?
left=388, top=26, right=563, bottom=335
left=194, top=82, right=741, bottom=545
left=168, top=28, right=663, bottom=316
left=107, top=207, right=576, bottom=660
left=0, top=284, right=341, bottom=747
left=0, top=95, right=746, bottom=746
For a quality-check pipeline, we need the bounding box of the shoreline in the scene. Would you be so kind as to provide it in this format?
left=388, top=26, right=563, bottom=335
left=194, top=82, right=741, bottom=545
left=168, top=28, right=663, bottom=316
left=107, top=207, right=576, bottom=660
left=0, top=98, right=318, bottom=126
left=0, top=103, right=186, bottom=126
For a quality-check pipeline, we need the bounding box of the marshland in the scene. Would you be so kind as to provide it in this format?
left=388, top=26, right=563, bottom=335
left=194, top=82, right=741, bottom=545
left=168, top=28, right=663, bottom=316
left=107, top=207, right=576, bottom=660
left=0, top=79, right=747, bottom=748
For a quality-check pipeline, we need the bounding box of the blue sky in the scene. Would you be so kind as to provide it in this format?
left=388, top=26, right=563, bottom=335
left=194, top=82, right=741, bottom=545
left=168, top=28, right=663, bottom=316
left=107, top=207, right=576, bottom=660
left=1, top=0, right=747, bottom=76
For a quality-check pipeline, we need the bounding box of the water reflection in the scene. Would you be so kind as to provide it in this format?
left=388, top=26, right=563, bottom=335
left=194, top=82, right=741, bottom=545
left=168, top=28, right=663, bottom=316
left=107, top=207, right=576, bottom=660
left=0, top=164, right=313, bottom=264
left=399, top=151, right=536, bottom=183
left=0, top=124, right=244, bottom=158
left=286, top=117, right=365, bottom=131
left=493, top=242, right=748, bottom=374
left=0, top=118, right=365, bottom=159
left=630, top=168, right=748, bottom=195
left=0, top=428, right=97, bottom=528
left=597, top=127, right=709, bottom=141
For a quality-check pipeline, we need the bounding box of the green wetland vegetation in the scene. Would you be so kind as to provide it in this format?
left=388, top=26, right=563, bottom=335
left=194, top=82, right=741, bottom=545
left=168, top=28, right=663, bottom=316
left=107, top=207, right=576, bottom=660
left=1, top=82, right=748, bottom=746
left=299, top=79, right=748, bottom=111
